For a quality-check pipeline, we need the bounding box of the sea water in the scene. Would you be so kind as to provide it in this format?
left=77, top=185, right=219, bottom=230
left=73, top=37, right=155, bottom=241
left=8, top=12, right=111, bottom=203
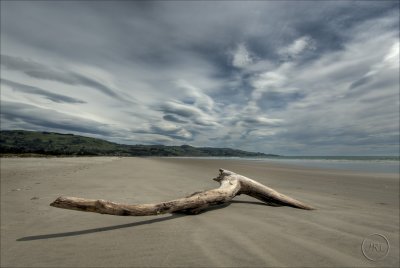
left=173, top=156, right=399, bottom=174
left=245, top=156, right=400, bottom=174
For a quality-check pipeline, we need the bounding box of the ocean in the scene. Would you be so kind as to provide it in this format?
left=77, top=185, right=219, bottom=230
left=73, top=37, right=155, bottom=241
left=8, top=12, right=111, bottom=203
left=172, top=156, right=400, bottom=174
left=251, top=156, right=399, bottom=174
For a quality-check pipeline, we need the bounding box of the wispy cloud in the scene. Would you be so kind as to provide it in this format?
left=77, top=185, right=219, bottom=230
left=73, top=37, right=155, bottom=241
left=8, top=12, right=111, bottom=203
left=1, top=1, right=398, bottom=155
left=1, top=54, right=128, bottom=101
left=1, top=101, right=111, bottom=136
left=231, top=43, right=254, bottom=68
left=278, top=36, right=316, bottom=59
left=1, top=79, right=86, bottom=104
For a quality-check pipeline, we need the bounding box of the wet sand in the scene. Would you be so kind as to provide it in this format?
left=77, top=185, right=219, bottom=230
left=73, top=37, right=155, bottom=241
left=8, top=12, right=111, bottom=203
left=1, top=157, right=399, bottom=267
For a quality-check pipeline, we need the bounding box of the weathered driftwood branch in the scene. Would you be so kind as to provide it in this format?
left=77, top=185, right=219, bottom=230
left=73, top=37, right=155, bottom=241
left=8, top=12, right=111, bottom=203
left=50, top=169, right=313, bottom=216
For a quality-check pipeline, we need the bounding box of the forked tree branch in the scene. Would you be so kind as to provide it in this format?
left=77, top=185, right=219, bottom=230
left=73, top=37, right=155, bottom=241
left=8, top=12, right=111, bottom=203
left=50, top=169, right=314, bottom=216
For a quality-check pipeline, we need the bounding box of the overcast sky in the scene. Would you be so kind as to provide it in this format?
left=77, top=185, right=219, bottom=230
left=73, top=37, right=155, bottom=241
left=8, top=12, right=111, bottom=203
left=1, top=1, right=399, bottom=155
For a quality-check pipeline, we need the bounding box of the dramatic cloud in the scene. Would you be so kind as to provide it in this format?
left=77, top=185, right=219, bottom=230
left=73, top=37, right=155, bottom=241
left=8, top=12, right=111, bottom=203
left=1, top=101, right=111, bottom=136
left=1, top=79, right=86, bottom=104
left=1, top=54, right=126, bottom=101
left=1, top=1, right=398, bottom=155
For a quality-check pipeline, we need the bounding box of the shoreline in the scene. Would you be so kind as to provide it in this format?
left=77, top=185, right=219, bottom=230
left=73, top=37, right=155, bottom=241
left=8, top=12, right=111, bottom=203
left=2, top=154, right=399, bottom=174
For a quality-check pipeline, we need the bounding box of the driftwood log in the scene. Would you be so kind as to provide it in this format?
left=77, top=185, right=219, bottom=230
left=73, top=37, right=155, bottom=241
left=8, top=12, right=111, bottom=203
left=50, top=169, right=313, bottom=216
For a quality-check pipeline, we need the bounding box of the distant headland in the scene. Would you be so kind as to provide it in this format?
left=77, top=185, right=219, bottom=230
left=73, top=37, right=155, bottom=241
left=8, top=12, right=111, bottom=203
left=0, top=130, right=279, bottom=157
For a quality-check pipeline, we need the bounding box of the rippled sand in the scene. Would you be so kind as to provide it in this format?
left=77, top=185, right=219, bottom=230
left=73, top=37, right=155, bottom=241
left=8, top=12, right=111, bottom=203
left=1, top=157, right=398, bottom=267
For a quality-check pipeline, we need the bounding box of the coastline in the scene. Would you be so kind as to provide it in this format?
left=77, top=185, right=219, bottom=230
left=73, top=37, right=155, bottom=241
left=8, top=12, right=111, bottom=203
left=1, top=157, right=399, bottom=267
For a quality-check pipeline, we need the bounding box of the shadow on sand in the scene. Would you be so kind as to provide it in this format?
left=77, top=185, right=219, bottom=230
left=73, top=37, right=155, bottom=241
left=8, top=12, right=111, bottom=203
left=17, top=200, right=269, bottom=242
left=17, top=214, right=186, bottom=242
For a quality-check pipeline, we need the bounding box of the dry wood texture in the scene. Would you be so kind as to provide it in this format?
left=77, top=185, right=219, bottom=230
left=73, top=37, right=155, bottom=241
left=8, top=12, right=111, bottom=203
left=50, top=169, right=314, bottom=216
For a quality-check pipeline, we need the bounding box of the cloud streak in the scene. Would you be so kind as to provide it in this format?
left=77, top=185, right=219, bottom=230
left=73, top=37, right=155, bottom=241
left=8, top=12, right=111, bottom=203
left=1, top=101, right=111, bottom=136
left=1, top=1, right=398, bottom=155
left=1, top=79, right=86, bottom=104
left=1, top=54, right=126, bottom=101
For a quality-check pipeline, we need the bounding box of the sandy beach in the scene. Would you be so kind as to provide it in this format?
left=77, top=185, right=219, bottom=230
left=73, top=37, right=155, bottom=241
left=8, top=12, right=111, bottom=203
left=1, top=157, right=399, bottom=267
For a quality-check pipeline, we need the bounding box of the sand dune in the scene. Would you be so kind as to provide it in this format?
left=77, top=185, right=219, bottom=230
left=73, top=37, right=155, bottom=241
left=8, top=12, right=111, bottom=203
left=1, top=157, right=398, bottom=267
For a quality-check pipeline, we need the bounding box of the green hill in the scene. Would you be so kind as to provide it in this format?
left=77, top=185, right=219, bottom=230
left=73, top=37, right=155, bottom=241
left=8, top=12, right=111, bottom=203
left=0, top=130, right=278, bottom=157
